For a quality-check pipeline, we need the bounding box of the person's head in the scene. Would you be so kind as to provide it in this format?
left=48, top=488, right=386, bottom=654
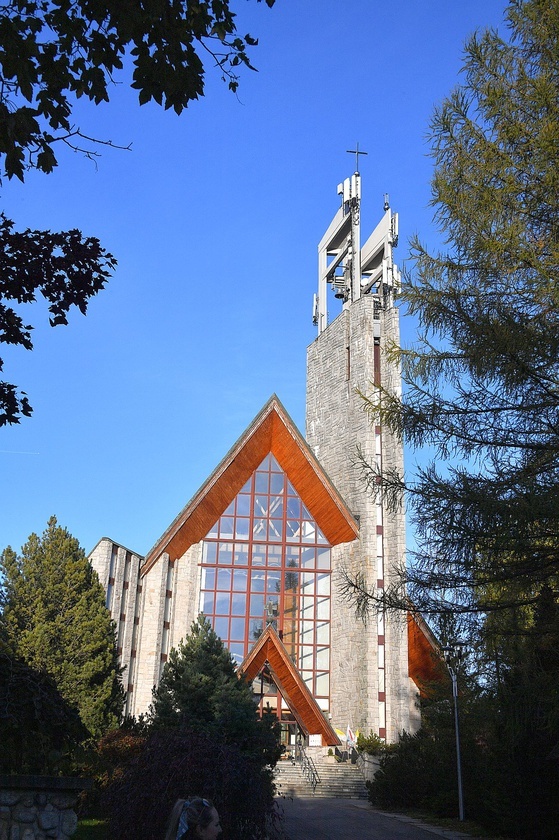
left=164, top=797, right=221, bottom=840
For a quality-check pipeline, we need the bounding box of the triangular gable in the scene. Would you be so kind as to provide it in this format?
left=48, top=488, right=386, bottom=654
left=142, top=395, right=358, bottom=575
left=239, top=625, right=341, bottom=747
left=407, top=611, right=444, bottom=695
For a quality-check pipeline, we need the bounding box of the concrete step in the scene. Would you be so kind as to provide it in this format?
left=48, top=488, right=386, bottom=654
left=274, top=759, right=368, bottom=799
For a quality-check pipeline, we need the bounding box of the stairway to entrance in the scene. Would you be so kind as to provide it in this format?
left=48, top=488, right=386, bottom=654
left=274, top=757, right=368, bottom=799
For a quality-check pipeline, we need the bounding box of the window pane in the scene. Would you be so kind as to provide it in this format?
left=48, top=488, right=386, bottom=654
left=236, top=494, right=250, bottom=516
left=250, top=571, right=266, bottom=592
left=287, top=497, right=301, bottom=518
left=286, top=520, right=300, bottom=541
left=214, top=617, right=228, bottom=639
left=302, top=521, right=316, bottom=543
left=203, top=543, right=217, bottom=563
left=231, top=592, right=247, bottom=614
left=317, top=546, right=330, bottom=569
left=235, top=518, right=250, bottom=538
left=267, top=545, right=282, bottom=567
left=269, top=496, right=283, bottom=517
left=301, top=596, right=314, bottom=618
left=268, top=519, right=283, bottom=541
left=316, top=573, right=330, bottom=596
left=229, top=643, right=244, bottom=665
left=218, top=543, right=233, bottom=564
left=254, top=495, right=268, bottom=516
left=301, top=573, right=315, bottom=594
left=316, top=621, right=329, bottom=645
left=230, top=617, right=245, bottom=641
left=233, top=570, right=248, bottom=591
left=250, top=594, right=265, bottom=616
left=234, top=543, right=249, bottom=565
left=265, top=596, right=279, bottom=621
left=220, top=517, right=234, bottom=538
left=299, top=646, right=314, bottom=668
left=301, top=621, right=314, bottom=644
left=249, top=618, right=263, bottom=640
left=302, top=547, right=316, bottom=568
left=284, top=569, right=299, bottom=590
left=255, top=472, right=268, bottom=493
left=266, top=571, right=281, bottom=593
left=270, top=472, right=284, bottom=494
left=217, top=569, right=231, bottom=590
left=201, top=567, right=215, bottom=589
left=200, top=591, right=214, bottom=614
left=316, top=646, right=329, bottom=670
left=317, top=597, right=330, bottom=620
left=253, top=518, right=267, bottom=539
left=252, top=545, right=266, bottom=565
left=286, top=546, right=300, bottom=566
left=215, top=592, right=231, bottom=614
left=316, top=672, right=329, bottom=696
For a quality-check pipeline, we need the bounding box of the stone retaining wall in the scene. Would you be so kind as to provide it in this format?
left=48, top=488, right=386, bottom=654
left=0, top=776, right=92, bottom=840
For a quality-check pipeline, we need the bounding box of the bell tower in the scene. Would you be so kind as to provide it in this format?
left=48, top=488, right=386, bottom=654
left=306, top=165, right=417, bottom=740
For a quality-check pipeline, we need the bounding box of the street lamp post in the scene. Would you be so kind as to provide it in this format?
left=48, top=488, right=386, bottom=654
left=442, top=644, right=465, bottom=822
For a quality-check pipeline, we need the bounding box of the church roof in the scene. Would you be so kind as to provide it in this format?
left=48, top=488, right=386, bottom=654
left=142, top=395, right=358, bottom=576
left=407, top=611, right=444, bottom=694
left=239, top=624, right=341, bottom=746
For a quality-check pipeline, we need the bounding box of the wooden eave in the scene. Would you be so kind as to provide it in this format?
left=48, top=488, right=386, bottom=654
left=142, top=395, right=358, bottom=576
left=407, top=611, right=444, bottom=695
left=239, top=625, right=341, bottom=747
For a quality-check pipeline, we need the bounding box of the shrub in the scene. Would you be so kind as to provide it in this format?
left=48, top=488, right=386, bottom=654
left=101, top=728, right=279, bottom=840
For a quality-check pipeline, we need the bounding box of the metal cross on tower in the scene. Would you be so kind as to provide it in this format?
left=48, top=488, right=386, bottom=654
left=346, top=142, right=368, bottom=173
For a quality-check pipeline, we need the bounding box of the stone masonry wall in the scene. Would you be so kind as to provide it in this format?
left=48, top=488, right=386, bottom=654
left=0, top=777, right=90, bottom=840
left=306, top=294, right=414, bottom=740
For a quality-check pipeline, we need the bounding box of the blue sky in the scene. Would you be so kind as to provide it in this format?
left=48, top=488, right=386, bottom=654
left=1, top=0, right=507, bottom=558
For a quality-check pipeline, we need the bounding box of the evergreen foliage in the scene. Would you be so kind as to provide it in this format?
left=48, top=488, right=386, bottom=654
left=345, top=0, right=559, bottom=628
left=101, top=729, right=279, bottom=840
left=101, top=617, right=282, bottom=840
left=150, top=615, right=281, bottom=765
left=341, top=4, right=559, bottom=836
left=0, top=650, right=88, bottom=774
left=0, top=517, right=124, bottom=738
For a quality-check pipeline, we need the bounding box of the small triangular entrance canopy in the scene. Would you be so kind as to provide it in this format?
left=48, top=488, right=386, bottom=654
left=239, top=625, right=341, bottom=747
left=142, top=395, right=358, bottom=575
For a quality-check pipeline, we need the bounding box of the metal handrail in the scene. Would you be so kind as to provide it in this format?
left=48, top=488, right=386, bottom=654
left=295, top=743, right=321, bottom=793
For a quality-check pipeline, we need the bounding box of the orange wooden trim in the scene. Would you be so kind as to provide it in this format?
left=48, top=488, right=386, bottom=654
left=142, top=396, right=358, bottom=576
left=407, top=612, right=444, bottom=696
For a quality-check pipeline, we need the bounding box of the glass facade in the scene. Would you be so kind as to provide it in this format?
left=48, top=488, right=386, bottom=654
left=199, top=454, right=332, bottom=709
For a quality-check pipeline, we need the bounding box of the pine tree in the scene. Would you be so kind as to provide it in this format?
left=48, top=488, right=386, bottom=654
left=344, top=0, right=559, bottom=632
left=150, top=616, right=281, bottom=764
left=0, top=517, right=124, bottom=738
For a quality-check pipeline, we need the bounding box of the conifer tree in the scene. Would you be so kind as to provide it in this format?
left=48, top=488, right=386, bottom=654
left=344, top=0, right=559, bottom=635
left=150, top=615, right=281, bottom=765
left=0, top=517, right=124, bottom=738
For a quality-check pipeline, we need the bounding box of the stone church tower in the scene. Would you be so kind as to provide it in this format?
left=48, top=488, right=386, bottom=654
left=90, top=170, right=433, bottom=749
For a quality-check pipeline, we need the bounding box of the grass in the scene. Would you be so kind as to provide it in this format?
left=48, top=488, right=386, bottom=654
left=74, top=818, right=108, bottom=840
left=393, top=809, right=513, bottom=839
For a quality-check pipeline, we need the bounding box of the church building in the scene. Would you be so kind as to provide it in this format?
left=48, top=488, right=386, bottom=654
left=89, top=169, right=437, bottom=752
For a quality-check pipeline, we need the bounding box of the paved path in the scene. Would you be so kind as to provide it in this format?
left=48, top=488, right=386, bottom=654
left=277, top=797, right=472, bottom=840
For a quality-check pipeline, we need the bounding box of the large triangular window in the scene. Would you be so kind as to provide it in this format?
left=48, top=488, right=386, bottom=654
left=199, top=454, right=331, bottom=709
